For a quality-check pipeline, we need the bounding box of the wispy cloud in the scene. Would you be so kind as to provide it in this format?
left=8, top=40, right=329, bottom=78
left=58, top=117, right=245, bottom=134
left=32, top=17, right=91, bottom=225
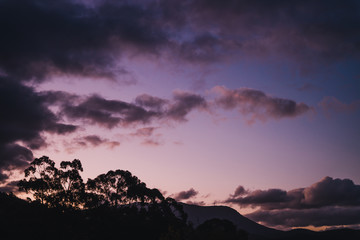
left=319, top=96, right=360, bottom=117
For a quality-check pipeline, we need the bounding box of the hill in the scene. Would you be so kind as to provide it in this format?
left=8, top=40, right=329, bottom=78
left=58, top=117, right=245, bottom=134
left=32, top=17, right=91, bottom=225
left=182, top=203, right=360, bottom=240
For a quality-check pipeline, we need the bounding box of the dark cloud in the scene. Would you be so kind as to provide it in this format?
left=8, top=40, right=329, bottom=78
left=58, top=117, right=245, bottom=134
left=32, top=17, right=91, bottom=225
left=60, top=94, right=159, bottom=128
left=226, top=177, right=360, bottom=210
left=213, top=86, right=311, bottom=123
left=226, top=188, right=290, bottom=209
left=0, top=79, right=77, bottom=182
left=232, top=185, right=249, bottom=198
left=177, top=33, right=232, bottom=63
left=187, top=0, right=360, bottom=65
left=167, top=91, right=208, bottom=121
left=246, top=206, right=360, bottom=228
left=0, top=79, right=74, bottom=146
left=173, top=188, right=199, bottom=201
left=0, top=0, right=358, bottom=83
left=0, top=144, right=33, bottom=183
left=0, top=180, right=20, bottom=193
left=226, top=177, right=360, bottom=228
left=185, top=200, right=206, bottom=206
left=302, top=176, right=360, bottom=208
left=135, top=94, right=168, bottom=112
left=44, top=91, right=207, bottom=128
left=0, top=0, right=167, bottom=82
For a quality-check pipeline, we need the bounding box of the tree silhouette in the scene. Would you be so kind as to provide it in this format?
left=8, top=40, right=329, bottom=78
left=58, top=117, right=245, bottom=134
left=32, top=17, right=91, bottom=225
left=18, top=156, right=85, bottom=209
left=18, top=156, right=60, bottom=206
left=53, top=159, right=85, bottom=209
left=86, top=169, right=164, bottom=208
left=14, top=156, right=250, bottom=240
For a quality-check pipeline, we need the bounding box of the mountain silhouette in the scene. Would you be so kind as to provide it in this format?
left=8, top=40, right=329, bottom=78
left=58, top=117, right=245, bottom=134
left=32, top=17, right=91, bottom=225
left=182, top=203, right=360, bottom=240
left=182, top=203, right=282, bottom=239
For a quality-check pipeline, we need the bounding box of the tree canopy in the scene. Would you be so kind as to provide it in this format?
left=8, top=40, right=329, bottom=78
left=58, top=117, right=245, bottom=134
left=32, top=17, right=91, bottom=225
left=18, top=156, right=182, bottom=214
left=15, top=156, right=248, bottom=240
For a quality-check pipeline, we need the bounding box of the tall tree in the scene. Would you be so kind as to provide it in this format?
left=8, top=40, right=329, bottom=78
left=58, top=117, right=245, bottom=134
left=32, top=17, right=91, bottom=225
left=18, top=156, right=85, bottom=209
left=18, top=156, right=60, bottom=206
left=54, top=159, right=85, bottom=209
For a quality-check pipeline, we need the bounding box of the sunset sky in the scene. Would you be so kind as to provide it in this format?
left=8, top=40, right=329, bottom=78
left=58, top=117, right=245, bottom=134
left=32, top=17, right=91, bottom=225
left=1, top=0, right=359, bottom=230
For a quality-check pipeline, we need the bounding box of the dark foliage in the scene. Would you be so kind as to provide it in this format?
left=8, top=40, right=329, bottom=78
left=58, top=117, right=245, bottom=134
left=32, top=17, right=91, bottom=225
left=9, top=156, right=250, bottom=239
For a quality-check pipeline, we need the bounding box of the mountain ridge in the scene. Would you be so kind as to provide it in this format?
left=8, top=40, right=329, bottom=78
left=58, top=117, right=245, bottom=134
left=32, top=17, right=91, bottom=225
left=181, top=203, right=282, bottom=239
left=181, top=203, right=360, bottom=240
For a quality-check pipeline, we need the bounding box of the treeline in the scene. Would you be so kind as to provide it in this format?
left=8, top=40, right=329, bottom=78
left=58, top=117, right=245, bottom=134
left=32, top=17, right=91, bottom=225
left=17, top=156, right=176, bottom=211
left=1, top=156, right=248, bottom=240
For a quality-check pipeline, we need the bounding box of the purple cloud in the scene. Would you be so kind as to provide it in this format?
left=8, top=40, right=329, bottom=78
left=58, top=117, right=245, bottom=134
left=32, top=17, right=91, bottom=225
left=131, top=127, right=157, bottom=137
left=226, top=177, right=360, bottom=228
left=173, top=188, right=199, bottom=201
left=213, top=86, right=311, bottom=124
left=246, top=206, right=360, bottom=228
left=226, top=177, right=360, bottom=210
left=68, top=135, right=120, bottom=151
left=0, top=80, right=77, bottom=182
left=319, top=97, right=360, bottom=117
left=166, top=91, right=208, bottom=121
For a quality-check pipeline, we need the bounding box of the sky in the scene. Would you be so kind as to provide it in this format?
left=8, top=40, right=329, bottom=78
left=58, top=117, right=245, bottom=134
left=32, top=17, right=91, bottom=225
left=0, top=0, right=360, bottom=231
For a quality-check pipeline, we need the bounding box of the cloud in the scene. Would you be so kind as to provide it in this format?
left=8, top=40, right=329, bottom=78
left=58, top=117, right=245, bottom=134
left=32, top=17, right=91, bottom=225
left=302, top=176, right=360, bottom=208
left=173, top=188, right=199, bottom=201
left=213, top=86, right=311, bottom=124
left=67, top=135, right=120, bottom=151
left=0, top=0, right=168, bottom=82
left=0, top=0, right=358, bottom=84
left=131, top=127, right=157, bottom=137
left=0, top=79, right=77, bottom=182
left=319, top=97, right=360, bottom=117
left=135, top=94, right=168, bottom=112
left=185, top=200, right=206, bottom=206
left=46, top=91, right=207, bottom=128
left=246, top=206, right=360, bottom=228
left=226, top=177, right=360, bottom=210
left=0, top=180, right=20, bottom=193
left=0, top=79, right=312, bottom=183
left=186, top=0, right=360, bottom=66
left=141, top=139, right=161, bottom=147
left=226, top=177, right=360, bottom=228
left=59, top=94, right=160, bottom=128
left=232, top=185, right=249, bottom=197
left=0, top=144, right=33, bottom=183
left=0, top=80, right=77, bottom=147
left=166, top=91, right=208, bottom=121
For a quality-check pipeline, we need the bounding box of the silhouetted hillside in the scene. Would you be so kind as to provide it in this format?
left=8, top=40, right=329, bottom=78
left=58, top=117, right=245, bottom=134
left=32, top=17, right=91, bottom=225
left=182, top=203, right=360, bottom=240
left=182, top=203, right=282, bottom=239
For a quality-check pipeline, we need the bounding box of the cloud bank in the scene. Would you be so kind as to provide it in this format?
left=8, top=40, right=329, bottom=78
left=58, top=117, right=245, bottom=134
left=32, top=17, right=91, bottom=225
left=225, top=177, right=360, bottom=228
left=1, top=0, right=359, bottom=83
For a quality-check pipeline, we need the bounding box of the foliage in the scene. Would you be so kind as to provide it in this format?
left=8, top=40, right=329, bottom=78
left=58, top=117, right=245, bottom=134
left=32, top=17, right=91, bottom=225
left=17, top=156, right=181, bottom=213
left=18, top=156, right=85, bottom=209
left=14, top=156, right=250, bottom=240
